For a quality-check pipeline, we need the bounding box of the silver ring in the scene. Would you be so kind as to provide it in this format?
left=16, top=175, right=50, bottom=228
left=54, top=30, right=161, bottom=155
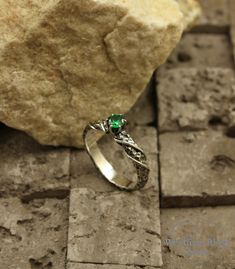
left=83, top=114, right=150, bottom=190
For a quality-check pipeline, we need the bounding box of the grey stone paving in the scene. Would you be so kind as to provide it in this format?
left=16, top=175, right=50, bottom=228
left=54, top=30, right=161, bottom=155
left=157, top=68, right=235, bottom=132
left=194, top=0, right=230, bottom=33
left=68, top=188, right=161, bottom=267
left=230, top=0, right=235, bottom=63
left=0, top=197, right=68, bottom=269
left=165, top=33, right=234, bottom=69
left=67, top=262, right=159, bottom=269
left=0, top=126, right=70, bottom=200
left=160, top=130, right=235, bottom=207
left=158, top=2, right=235, bottom=267
left=161, top=206, right=235, bottom=268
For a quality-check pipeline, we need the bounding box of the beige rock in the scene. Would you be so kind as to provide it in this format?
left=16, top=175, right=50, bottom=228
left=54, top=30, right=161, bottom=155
left=0, top=0, right=185, bottom=147
left=177, top=0, right=201, bottom=30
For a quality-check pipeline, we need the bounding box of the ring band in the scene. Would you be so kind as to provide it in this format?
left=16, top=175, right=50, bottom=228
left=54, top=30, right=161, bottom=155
left=83, top=114, right=150, bottom=190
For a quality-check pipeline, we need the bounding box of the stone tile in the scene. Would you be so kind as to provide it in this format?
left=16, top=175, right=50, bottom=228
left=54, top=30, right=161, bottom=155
left=67, top=262, right=158, bottom=269
left=71, top=126, right=159, bottom=191
left=0, top=197, right=68, bottom=269
left=193, top=0, right=230, bottom=33
left=160, top=130, right=235, bottom=207
left=0, top=126, right=70, bottom=200
left=161, top=206, right=235, bottom=268
left=165, top=34, right=234, bottom=68
left=68, top=126, right=161, bottom=267
left=68, top=188, right=161, bottom=267
left=157, top=68, right=235, bottom=132
left=229, top=0, right=235, bottom=63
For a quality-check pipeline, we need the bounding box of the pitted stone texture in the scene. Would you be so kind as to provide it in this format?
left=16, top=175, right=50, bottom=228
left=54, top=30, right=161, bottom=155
left=0, top=0, right=59, bottom=48
left=230, top=0, right=235, bottom=63
left=67, top=263, right=158, bottom=269
left=68, top=188, right=162, bottom=267
left=165, top=34, right=234, bottom=68
left=194, top=0, right=230, bottom=32
left=160, top=131, right=235, bottom=207
left=71, top=126, right=158, bottom=191
left=157, top=68, right=235, bottom=132
left=0, top=126, right=70, bottom=199
left=161, top=206, right=235, bottom=268
left=0, top=197, right=68, bottom=269
left=0, top=0, right=184, bottom=148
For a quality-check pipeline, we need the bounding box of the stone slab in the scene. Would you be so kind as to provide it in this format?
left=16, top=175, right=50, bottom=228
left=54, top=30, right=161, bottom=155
left=0, top=197, right=68, bottom=269
left=192, top=0, right=230, bottom=33
left=160, top=130, right=235, bottom=207
left=67, top=262, right=158, bottom=269
left=157, top=68, right=235, bottom=132
left=161, top=206, right=235, bottom=268
left=165, top=33, right=234, bottom=68
left=230, top=0, right=235, bottom=63
left=67, top=188, right=161, bottom=267
left=68, top=126, right=162, bottom=267
left=0, top=126, right=70, bottom=200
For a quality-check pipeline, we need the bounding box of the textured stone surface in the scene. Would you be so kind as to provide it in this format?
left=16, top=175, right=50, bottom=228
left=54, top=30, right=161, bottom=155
left=161, top=206, right=235, bottom=268
left=165, top=34, right=234, bottom=68
left=230, top=0, right=235, bottom=63
left=160, top=130, right=235, bottom=207
left=194, top=0, right=229, bottom=32
left=177, top=0, right=201, bottom=30
left=0, top=0, right=184, bottom=147
left=68, top=126, right=161, bottom=267
left=0, top=197, right=68, bottom=269
left=157, top=68, right=235, bottom=132
left=67, top=263, right=158, bottom=269
left=68, top=188, right=161, bottom=267
left=0, top=125, right=70, bottom=200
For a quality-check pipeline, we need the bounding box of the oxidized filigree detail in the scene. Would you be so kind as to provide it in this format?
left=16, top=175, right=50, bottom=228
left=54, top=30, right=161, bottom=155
left=114, top=130, right=149, bottom=190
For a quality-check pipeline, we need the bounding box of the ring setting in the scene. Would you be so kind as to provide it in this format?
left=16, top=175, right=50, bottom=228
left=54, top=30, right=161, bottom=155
left=83, top=113, right=150, bottom=190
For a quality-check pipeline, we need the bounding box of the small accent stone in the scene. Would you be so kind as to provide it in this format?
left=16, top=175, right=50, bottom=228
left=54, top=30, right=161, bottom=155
left=108, top=114, right=125, bottom=130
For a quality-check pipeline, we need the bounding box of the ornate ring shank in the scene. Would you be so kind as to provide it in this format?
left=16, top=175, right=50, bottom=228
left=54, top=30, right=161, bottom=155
left=83, top=120, right=149, bottom=190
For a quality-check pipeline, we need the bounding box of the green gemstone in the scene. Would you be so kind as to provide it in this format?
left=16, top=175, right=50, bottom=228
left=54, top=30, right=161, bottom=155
left=108, top=114, right=124, bottom=129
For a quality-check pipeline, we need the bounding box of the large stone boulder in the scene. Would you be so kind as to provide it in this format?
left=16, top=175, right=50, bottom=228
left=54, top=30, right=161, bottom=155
left=0, top=0, right=199, bottom=147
